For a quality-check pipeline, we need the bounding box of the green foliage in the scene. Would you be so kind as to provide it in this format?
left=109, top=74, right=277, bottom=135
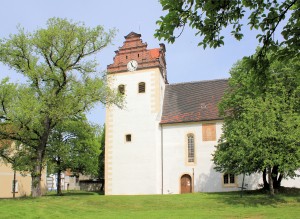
left=0, top=140, right=20, bottom=170
left=156, top=0, right=300, bottom=56
left=98, top=125, right=105, bottom=179
left=213, top=50, right=300, bottom=180
left=0, top=18, right=120, bottom=196
left=47, top=116, right=101, bottom=178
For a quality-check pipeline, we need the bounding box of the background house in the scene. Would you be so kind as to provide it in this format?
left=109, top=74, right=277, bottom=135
left=0, top=161, right=32, bottom=198
left=47, top=172, right=102, bottom=192
left=0, top=161, right=47, bottom=198
left=0, top=142, right=47, bottom=198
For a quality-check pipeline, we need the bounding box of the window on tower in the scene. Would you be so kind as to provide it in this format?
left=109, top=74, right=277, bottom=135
left=118, top=84, right=125, bottom=95
left=125, top=134, right=132, bottom=142
left=138, top=82, right=146, bottom=93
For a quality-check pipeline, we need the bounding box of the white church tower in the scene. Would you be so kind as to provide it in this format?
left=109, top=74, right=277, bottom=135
left=105, top=32, right=167, bottom=195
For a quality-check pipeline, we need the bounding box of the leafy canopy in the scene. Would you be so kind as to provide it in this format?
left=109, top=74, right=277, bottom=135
left=213, top=51, right=300, bottom=179
left=0, top=18, right=120, bottom=197
left=47, top=116, right=101, bottom=177
left=155, top=0, right=300, bottom=56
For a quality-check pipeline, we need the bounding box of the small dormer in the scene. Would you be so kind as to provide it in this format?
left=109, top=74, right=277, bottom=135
left=107, top=32, right=168, bottom=83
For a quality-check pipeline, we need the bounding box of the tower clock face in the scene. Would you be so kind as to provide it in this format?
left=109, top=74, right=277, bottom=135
left=127, top=60, right=138, bottom=72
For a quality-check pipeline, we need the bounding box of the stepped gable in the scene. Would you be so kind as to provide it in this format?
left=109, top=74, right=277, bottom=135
left=107, top=32, right=167, bottom=82
left=161, top=79, right=228, bottom=124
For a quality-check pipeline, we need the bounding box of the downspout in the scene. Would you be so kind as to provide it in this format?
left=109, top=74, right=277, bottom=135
left=192, top=168, right=194, bottom=193
left=160, top=123, right=164, bottom=195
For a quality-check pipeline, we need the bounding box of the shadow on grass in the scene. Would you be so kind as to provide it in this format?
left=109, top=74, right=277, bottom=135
left=211, top=187, right=300, bottom=207
left=46, top=190, right=104, bottom=197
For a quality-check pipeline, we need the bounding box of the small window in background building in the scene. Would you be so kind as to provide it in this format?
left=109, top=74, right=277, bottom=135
left=223, top=173, right=235, bottom=185
left=138, top=82, right=145, bottom=93
left=125, top=134, right=131, bottom=142
left=118, top=85, right=125, bottom=95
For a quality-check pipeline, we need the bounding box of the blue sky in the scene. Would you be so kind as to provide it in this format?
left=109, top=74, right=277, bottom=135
left=0, top=0, right=260, bottom=125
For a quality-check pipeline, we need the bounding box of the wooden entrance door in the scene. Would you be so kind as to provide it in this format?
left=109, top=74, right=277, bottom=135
left=180, top=174, right=192, bottom=194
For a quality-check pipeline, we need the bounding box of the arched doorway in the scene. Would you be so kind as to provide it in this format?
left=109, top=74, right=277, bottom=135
left=180, top=174, right=192, bottom=194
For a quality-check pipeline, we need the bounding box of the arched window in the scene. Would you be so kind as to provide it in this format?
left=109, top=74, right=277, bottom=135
left=118, top=84, right=125, bottom=95
left=187, top=134, right=194, bottom=163
left=138, top=82, right=145, bottom=93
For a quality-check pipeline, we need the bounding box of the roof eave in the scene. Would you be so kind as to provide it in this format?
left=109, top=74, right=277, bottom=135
left=160, top=118, right=224, bottom=125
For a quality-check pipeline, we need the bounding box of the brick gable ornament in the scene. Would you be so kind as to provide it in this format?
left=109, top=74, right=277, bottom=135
left=107, top=32, right=168, bottom=83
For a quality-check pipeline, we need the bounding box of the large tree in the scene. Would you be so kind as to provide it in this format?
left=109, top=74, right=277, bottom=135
left=155, top=0, right=300, bottom=58
left=0, top=18, right=120, bottom=197
left=47, top=116, right=100, bottom=195
left=213, top=51, right=300, bottom=196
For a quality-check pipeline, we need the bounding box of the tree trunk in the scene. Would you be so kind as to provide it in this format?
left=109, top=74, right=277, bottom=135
left=268, top=167, right=275, bottom=196
left=31, top=117, right=51, bottom=197
left=262, top=169, right=269, bottom=189
left=263, top=167, right=283, bottom=190
left=56, top=157, right=63, bottom=196
left=57, top=169, right=62, bottom=196
left=13, top=169, right=16, bottom=198
left=31, top=157, right=42, bottom=197
left=275, top=173, right=283, bottom=189
left=272, top=166, right=282, bottom=189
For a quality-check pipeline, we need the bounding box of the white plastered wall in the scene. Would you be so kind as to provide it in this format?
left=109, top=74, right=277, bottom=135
left=161, top=121, right=300, bottom=193
left=105, top=68, right=165, bottom=195
left=161, top=121, right=263, bottom=194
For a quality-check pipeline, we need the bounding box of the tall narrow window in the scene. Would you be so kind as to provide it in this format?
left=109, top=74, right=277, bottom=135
left=118, top=84, right=125, bottom=95
left=138, top=82, right=145, bottom=93
left=187, top=134, right=194, bottom=163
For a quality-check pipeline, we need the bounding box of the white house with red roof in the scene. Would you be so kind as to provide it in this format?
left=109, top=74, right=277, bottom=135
left=104, top=32, right=299, bottom=195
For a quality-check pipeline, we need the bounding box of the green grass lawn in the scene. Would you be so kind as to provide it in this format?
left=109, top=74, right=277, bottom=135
left=0, top=190, right=299, bottom=219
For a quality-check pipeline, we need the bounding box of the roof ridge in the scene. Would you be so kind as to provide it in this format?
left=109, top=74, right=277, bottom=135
left=167, top=78, right=228, bottom=86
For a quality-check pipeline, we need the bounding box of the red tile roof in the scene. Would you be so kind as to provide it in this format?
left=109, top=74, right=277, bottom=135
left=160, top=79, right=228, bottom=124
left=149, top=48, right=160, bottom=59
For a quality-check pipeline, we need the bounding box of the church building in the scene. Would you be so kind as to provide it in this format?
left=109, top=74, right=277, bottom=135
left=105, top=32, right=299, bottom=195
